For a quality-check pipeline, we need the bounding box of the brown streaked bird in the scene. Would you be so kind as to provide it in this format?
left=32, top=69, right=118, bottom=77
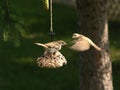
left=34, top=40, right=67, bottom=51
left=70, top=33, right=101, bottom=51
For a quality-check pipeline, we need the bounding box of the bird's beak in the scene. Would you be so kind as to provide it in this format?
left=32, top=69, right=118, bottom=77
left=64, top=42, right=67, bottom=45
left=72, top=35, right=76, bottom=38
left=63, top=42, right=67, bottom=45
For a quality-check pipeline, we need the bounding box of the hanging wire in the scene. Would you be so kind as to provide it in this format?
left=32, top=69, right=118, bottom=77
left=50, top=0, right=53, bottom=32
left=49, top=0, right=55, bottom=41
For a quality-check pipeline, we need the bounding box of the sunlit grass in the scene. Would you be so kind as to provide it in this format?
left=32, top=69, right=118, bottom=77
left=14, top=57, right=35, bottom=64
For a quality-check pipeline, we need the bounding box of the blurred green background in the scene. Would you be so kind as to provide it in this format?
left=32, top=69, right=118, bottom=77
left=0, top=0, right=120, bottom=90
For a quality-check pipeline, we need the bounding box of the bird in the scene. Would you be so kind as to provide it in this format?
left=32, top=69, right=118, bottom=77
left=34, top=40, right=67, bottom=51
left=70, top=33, right=101, bottom=51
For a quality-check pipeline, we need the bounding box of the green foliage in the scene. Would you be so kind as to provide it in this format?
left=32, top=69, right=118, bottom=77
left=3, top=22, right=20, bottom=47
left=0, top=0, right=24, bottom=47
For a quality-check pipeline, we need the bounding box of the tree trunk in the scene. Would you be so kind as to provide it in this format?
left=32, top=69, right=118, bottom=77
left=76, top=0, right=113, bottom=90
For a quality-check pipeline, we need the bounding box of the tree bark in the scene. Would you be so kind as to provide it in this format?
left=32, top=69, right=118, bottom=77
left=76, top=0, right=113, bottom=90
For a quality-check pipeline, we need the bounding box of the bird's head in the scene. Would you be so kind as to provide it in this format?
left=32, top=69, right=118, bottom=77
left=57, top=40, right=67, bottom=46
left=72, top=33, right=83, bottom=39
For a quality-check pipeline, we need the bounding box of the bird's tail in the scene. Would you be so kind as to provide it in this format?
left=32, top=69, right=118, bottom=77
left=34, top=43, right=48, bottom=48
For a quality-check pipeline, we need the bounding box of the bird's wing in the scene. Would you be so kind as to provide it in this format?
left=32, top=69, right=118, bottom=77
left=34, top=43, right=48, bottom=49
left=82, top=36, right=101, bottom=51
left=45, top=42, right=61, bottom=50
left=70, top=39, right=90, bottom=51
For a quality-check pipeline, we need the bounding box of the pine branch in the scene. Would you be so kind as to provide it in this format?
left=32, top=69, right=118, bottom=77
left=0, top=0, right=25, bottom=47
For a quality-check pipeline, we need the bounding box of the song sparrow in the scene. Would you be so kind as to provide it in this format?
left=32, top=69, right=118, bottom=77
left=35, top=40, right=67, bottom=51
